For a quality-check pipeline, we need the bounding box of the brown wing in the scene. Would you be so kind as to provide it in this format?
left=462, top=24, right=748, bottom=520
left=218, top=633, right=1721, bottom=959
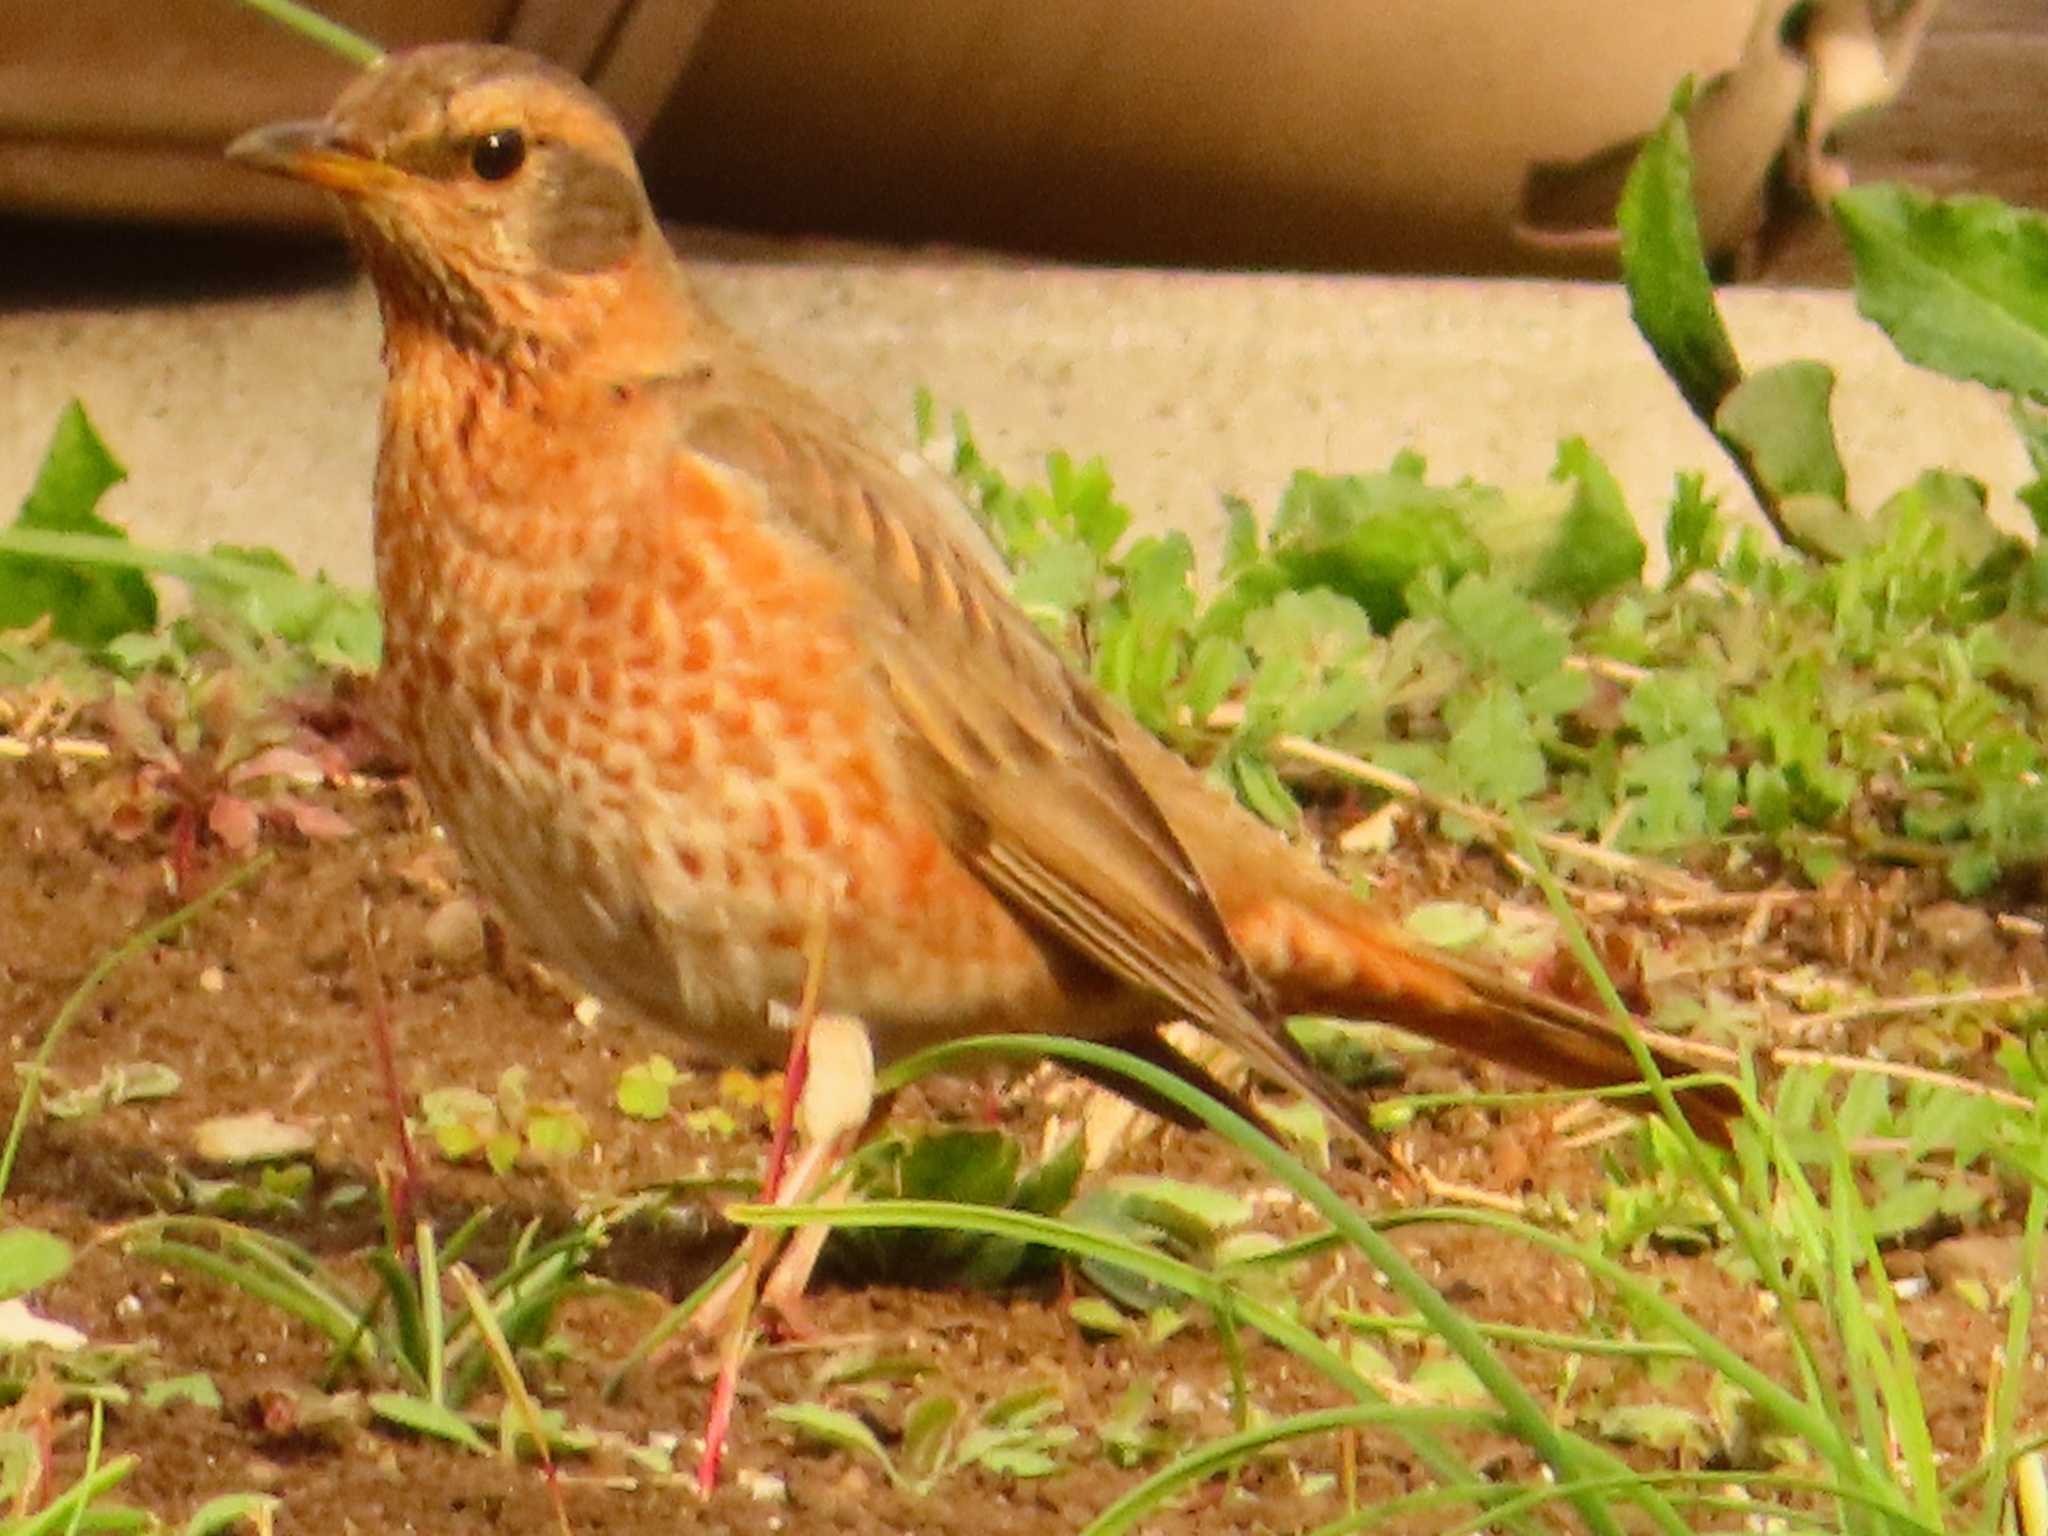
left=675, top=392, right=1243, bottom=1010
left=654, top=370, right=1369, bottom=1130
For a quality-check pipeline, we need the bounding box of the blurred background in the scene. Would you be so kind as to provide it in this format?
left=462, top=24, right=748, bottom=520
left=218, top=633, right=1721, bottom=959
left=3, top=0, right=2036, bottom=287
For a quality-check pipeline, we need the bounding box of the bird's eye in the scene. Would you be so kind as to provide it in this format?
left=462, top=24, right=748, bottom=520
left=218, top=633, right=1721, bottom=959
left=469, top=128, right=527, bottom=182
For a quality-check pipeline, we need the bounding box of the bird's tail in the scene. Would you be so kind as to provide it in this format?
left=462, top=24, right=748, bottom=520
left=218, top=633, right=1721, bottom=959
left=1232, top=890, right=1742, bottom=1148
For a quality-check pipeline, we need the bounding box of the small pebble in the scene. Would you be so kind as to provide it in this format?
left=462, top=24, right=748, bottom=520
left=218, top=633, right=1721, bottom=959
left=192, top=1112, right=315, bottom=1165
left=422, top=896, right=485, bottom=966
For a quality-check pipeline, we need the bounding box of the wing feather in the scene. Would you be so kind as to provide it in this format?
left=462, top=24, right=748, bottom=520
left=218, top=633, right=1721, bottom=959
left=669, top=382, right=1266, bottom=1031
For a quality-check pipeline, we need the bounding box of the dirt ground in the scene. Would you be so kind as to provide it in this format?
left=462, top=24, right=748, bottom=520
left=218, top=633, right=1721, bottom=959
left=2, top=733, right=2043, bottom=1534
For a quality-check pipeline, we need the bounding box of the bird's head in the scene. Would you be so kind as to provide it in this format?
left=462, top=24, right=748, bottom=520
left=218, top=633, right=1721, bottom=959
left=229, top=44, right=669, bottom=366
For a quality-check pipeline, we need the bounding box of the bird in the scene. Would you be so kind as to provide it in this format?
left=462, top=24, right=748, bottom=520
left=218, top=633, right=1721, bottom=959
left=225, top=43, right=1737, bottom=1176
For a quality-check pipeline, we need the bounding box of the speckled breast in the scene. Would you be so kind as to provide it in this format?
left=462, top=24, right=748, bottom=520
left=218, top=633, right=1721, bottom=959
left=367, top=358, right=1074, bottom=1063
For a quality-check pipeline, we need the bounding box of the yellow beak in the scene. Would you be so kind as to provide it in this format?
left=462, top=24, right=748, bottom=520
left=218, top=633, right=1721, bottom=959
left=225, top=120, right=400, bottom=196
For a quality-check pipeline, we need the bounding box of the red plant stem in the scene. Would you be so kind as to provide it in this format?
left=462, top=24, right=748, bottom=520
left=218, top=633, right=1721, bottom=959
left=355, top=904, right=421, bottom=1240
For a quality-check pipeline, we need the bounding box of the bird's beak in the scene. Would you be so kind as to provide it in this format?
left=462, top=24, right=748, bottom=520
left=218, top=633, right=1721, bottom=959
left=225, top=119, right=399, bottom=196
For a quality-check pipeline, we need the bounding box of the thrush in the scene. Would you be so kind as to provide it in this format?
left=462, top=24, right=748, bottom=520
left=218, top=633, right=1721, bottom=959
left=227, top=45, right=1736, bottom=1169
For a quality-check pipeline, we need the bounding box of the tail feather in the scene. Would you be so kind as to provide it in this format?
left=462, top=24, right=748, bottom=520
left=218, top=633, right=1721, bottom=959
left=1234, top=894, right=1741, bottom=1148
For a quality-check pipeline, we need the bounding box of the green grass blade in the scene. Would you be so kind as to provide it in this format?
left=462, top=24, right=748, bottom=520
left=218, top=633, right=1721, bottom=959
left=232, top=0, right=382, bottom=66
left=0, top=858, right=269, bottom=1202
left=1079, top=1404, right=1497, bottom=1536
left=127, top=1238, right=360, bottom=1354
left=416, top=1222, right=446, bottom=1407
left=602, top=1253, right=743, bottom=1401
left=1373, top=1205, right=1902, bottom=1516
left=740, top=1187, right=1665, bottom=1536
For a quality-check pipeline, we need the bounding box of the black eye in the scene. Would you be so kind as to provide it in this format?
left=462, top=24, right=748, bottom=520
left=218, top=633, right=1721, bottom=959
left=469, top=128, right=526, bottom=182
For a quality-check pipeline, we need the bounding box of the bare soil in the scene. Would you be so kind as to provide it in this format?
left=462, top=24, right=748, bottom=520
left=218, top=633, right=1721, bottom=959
left=2, top=733, right=2044, bottom=1534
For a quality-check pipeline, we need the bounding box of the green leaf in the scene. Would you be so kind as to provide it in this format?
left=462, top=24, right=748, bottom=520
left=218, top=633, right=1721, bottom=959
left=1266, top=463, right=1491, bottom=631
left=369, top=1392, right=490, bottom=1452
left=1224, top=750, right=1300, bottom=831
left=900, top=1393, right=960, bottom=1484
left=1872, top=469, right=2006, bottom=566
left=1836, top=183, right=2048, bottom=402
left=1596, top=1402, right=1713, bottom=1457
left=1714, top=363, right=1867, bottom=560
left=1662, top=472, right=1724, bottom=584
left=1406, top=1358, right=1491, bottom=1407
left=2013, top=402, right=2048, bottom=535
left=898, top=1130, right=1020, bottom=1207
left=1011, top=538, right=1098, bottom=627
left=1261, top=1098, right=1331, bottom=1170
left=1866, top=1176, right=1944, bottom=1241
left=1716, top=362, right=1848, bottom=505
left=0, top=1227, right=72, bottom=1299
left=768, top=1402, right=895, bottom=1476
left=1403, top=902, right=1491, bottom=950
left=1534, top=439, right=1645, bottom=604
left=1618, top=85, right=1744, bottom=426
left=1746, top=762, right=1793, bottom=834
left=1049, top=452, right=1131, bottom=557
left=1099, top=1377, right=1168, bottom=1468
left=1436, top=574, right=1567, bottom=688
left=1069, top=1297, right=1133, bottom=1338
left=0, top=402, right=156, bottom=644
left=616, top=1054, right=680, bottom=1120
left=1624, top=670, right=1727, bottom=756
left=1446, top=684, right=1545, bottom=809
left=142, top=1373, right=222, bottom=1411
left=1103, top=1177, right=1252, bottom=1246
left=522, top=1107, right=587, bottom=1163
left=1013, top=1133, right=1084, bottom=1217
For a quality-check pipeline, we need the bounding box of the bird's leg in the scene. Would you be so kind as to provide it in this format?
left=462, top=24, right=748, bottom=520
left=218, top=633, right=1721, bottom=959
left=692, top=882, right=842, bottom=1337
left=760, top=1004, right=813, bottom=1203
left=696, top=889, right=874, bottom=1495
left=752, top=1015, right=883, bottom=1332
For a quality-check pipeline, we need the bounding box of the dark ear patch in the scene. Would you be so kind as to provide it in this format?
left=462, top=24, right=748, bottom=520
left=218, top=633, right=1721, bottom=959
left=531, top=148, right=647, bottom=273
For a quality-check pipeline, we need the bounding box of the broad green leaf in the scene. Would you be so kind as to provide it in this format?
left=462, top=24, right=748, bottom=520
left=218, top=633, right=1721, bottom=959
left=897, top=1130, right=1019, bottom=1207
left=1048, top=452, right=1131, bottom=556
left=982, top=1383, right=1063, bottom=1429
left=1267, top=464, right=1490, bottom=632
left=0, top=1227, right=72, bottom=1299
left=1837, top=183, right=2048, bottom=402
left=0, top=401, right=157, bottom=644
left=1534, top=438, right=1645, bottom=604
left=1867, top=1176, right=1943, bottom=1241
left=1224, top=750, right=1300, bottom=831
left=1407, top=1358, right=1490, bottom=1408
left=1715, top=363, right=1868, bottom=561
left=1716, top=362, right=1848, bottom=505
left=1618, top=86, right=1743, bottom=425
left=1013, top=1133, right=1084, bottom=1216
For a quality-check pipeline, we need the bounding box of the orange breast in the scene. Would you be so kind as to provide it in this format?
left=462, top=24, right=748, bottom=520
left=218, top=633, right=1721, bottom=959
left=370, top=350, right=1076, bottom=1062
